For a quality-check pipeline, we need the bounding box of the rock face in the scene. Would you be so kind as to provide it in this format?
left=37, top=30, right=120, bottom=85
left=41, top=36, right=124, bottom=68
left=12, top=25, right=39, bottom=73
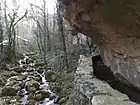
left=69, top=56, right=139, bottom=105
left=58, top=0, right=140, bottom=90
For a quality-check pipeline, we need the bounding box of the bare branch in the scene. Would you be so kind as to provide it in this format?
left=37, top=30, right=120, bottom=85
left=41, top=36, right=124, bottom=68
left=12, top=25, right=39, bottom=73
left=13, top=10, right=27, bottom=27
left=30, top=3, right=44, bottom=13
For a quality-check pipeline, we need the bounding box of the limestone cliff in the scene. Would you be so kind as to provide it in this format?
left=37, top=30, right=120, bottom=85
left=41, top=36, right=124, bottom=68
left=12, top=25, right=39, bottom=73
left=58, top=0, right=140, bottom=90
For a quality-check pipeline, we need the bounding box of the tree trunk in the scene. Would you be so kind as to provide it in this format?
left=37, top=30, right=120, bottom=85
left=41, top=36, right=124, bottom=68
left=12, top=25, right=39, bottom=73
left=46, top=8, right=51, bottom=51
left=43, top=0, right=47, bottom=65
left=57, top=5, right=69, bottom=69
left=0, top=3, right=3, bottom=53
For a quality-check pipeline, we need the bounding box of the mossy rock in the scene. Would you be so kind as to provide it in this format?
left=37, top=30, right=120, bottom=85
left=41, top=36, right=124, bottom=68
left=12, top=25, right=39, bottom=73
left=34, top=93, right=43, bottom=101
left=28, top=91, right=43, bottom=101
left=10, top=66, right=25, bottom=73
left=7, top=76, right=26, bottom=81
left=26, top=68, right=34, bottom=72
left=28, top=58, right=35, bottom=63
left=22, top=65, right=28, bottom=70
left=35, top=62, right=45, bottom=67
left=0, top=63, right=9, bottom=71
left=36, top=67, right=44, bottom=74
left=34, top=90, right=51, bottom=100
left=10, top=97, right=21, bottom=105
left=46, top=74, right=57, bottom=82
left=2, top=86, right=18, bottom=96
left=40, top=90, right=51, bottom=99
left=51, top=85, right=61, bottom=93
left=28, top=86, right=38, bottom=93
left=3, top=71, right=14, bottom=77
left=27, top=80, right=40, bottom=93
left=49, top=75, right=57, bottom=82
left=28, top=100, right=37, bottom=105
left=0, top=77, right=6, bottom=86
left=27, top=80, right=40, bottom=90
left=15, top=95, right=21, bottom=101
left=10, top=71, right=18, bottom=76
left=28, top=93, right=34, bottom=100
left=45, top=70, right=55, bottom=79
left=34, top=76, right=42, bottom=82
left=58, top=97, right=67, bottom=104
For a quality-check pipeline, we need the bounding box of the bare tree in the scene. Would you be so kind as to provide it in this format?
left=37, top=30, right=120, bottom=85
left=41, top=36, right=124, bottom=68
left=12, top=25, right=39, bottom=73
left=42, top=0, right=48, bottom=64
left=2, top=0, right=27, bottom=62
left=56, top=3, right=69, bottom=68
left=0, top=2, right=3, bottom=53
left=30, top=0, right=52, bottom=65
left=33, top=24, right=42, bottom=54
left=8, top=11, right=27, bottom=61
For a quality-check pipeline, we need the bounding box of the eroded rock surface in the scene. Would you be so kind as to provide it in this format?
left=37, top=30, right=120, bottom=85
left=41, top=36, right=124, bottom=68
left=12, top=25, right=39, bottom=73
left=58, top=0, right=140, bottom=91
left=69, top=56, right=139, bottom=105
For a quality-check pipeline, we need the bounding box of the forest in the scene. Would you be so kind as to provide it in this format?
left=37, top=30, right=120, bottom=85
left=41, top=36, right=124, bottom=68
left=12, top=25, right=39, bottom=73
left=0, top=0, right=96, bottom=104
left=1, top=0, right=139, bottom=105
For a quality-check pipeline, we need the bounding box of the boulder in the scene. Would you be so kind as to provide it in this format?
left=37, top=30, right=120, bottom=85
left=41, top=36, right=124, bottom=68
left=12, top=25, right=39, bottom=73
left=28, top=100, right=37, bottom=105
left=45, top=70, right=55, bottom=80
left=28, top=58, right=35, bottom=64
left=7, top=76, right=26, bottom=82
left=51, top=85, right=61, bottom=93
left=58, top=97, right=67, bottom=104
left=27, top=80, right=40, bottom=89
left=34, top=75, right=42, bottom=82
left=36, top=67, right=44, bottom=74
left=2, top=86, right=18, bottom=96
left=34, top=90, right=51, bottom=100
left=0, top=77, right=7, bottom=86
left=10, top=66, right=25, bottom=73
left=40, top=90, right=51, bottom=99
left=3, top=71, right=16, bottom=78
left=28, top=86, right=38, bottom=93
left=9, top=71, right=18, bottom=76
left=27, top=80, right=40, bottom=93
left=35, top=62, right=45, bottom=67
left=34, top=93, right=43, bottom=101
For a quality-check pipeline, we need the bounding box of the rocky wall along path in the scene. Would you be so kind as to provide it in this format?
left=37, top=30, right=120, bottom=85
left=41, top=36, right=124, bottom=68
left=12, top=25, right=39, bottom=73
left=67, top=55, right=140, bottom=105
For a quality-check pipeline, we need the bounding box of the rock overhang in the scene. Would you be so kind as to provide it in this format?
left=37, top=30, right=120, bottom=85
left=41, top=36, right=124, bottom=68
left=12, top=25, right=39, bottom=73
left=58, top=0, right=140, bottom=91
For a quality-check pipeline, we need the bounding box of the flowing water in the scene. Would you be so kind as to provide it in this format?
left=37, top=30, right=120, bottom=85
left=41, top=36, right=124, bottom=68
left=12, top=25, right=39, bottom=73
left=19, top=54, right=59, bottom=105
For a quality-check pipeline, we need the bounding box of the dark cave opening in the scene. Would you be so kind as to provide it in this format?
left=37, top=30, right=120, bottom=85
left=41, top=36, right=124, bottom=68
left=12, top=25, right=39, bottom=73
left=92, top=55, right=140, bottom=104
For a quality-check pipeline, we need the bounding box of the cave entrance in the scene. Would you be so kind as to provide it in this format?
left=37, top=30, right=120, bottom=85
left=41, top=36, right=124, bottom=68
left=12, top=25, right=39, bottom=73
left=92, top=51, right=140, bottom=104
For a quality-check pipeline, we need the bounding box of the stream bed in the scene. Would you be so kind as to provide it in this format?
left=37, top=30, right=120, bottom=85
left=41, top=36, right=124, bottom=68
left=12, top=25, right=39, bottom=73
left=0, top=53, right=61, bottom=105
left=19, top=54, right=59, bottom=105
